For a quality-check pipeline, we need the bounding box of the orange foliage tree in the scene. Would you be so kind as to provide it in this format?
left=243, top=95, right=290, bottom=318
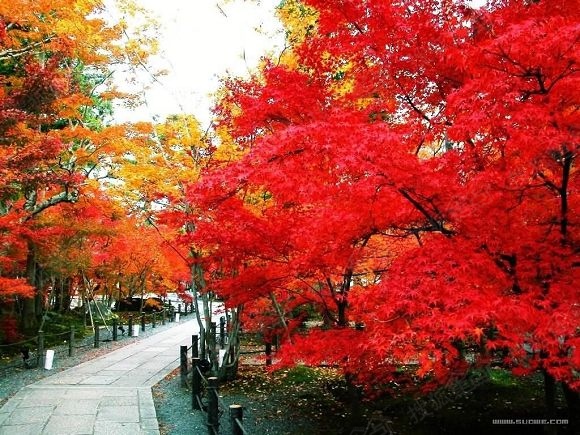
left=0, top=0, right=158, bottom=330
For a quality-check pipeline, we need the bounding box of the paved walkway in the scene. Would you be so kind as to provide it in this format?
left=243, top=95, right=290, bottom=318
left=0, top=319, right=198, bottom=435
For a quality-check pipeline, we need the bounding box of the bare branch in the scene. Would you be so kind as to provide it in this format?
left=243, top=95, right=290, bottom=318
left=0, top=35, right=55, bottom=61
left=23, top=189, right=78, bottom=221
left=398, top=188, right=454, bottom=236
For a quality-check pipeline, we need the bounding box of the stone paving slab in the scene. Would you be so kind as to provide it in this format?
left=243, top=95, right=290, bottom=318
left=0, top=319, right=197, bottom=434
left=53, top=399, right=101, bottom=415
left=0, top=422, right=46, bottom=435
left=44, top=415, right=94, bottom=434
left=0, top=413, right=9, bottom=426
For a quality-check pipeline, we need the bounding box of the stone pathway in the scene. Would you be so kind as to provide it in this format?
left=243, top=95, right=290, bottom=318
left=0, top=319, right=198, bottom=434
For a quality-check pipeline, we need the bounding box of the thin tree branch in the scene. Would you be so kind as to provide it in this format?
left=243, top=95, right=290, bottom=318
left=0, top=35, right=55, bottom=61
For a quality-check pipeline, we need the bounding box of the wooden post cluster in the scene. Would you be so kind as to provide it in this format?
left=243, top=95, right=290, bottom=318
left=189, top=347, right=246, bottom=435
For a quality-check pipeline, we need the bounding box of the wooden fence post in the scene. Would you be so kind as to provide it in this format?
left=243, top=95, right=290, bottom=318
left=200, top=329, right=206, bottom=361
left=192, top=357, right=201, bottom=410
left=112, top=318, right=118, bottom=341
left=180, top=345, right=188, bottom=388
left=207, top=377, right=219, bottom=435
left=230, top=404, right=244, bottom=435
left=94, top=326, right=100, bottom=348
left=152, top=312, right=156, bottom=328
left=141, top=314, right=146, bottom=332
left=162, top=308, right=166, bottom=325
left=265, top=342, right=272, bottom=366
left=192, top=335, right=199, bottom=358
left=69, top=327, right=74, bottom=357
left=219, top=317, right=226, bottom=349
left=128, top=315, right=133, bottom=335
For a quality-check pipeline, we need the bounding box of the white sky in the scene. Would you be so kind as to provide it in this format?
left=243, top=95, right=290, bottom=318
left=112, top=0, right=488, bottom=126
left=113, top=0, right=285, bottom=126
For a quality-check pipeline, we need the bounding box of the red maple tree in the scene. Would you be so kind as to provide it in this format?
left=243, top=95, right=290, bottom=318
left=189, top=0, right=579, bottom=398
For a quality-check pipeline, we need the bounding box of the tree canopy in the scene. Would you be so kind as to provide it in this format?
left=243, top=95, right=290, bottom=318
left=0, top=0, right=578, bottom=397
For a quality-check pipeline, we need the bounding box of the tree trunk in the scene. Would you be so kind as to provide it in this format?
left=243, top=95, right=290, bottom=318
left=337, top=299, right=348, bottom=327
left=62, top=277, right=72, bottom=313
left=336, top=269, right=353, bottom=327
left=53, top=275, right=63, bottom=313
left=321, top=306, right=334, bottom=329
left=139, top=273, right=146, bottom=314
left=218, top=305, right=243, bottom=382
left=269, top=292, right=292, bottom=343
left=345, top=372, right=364, bottom=424
left=34, top=264, right=44, bottom=318
left=543, top=370, right=557, bottom=435
left=193, top=262, right=215, bottom=362
left=22, top=244, right=40, bottom=332
left=563, top=383, right=579, bottom=433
